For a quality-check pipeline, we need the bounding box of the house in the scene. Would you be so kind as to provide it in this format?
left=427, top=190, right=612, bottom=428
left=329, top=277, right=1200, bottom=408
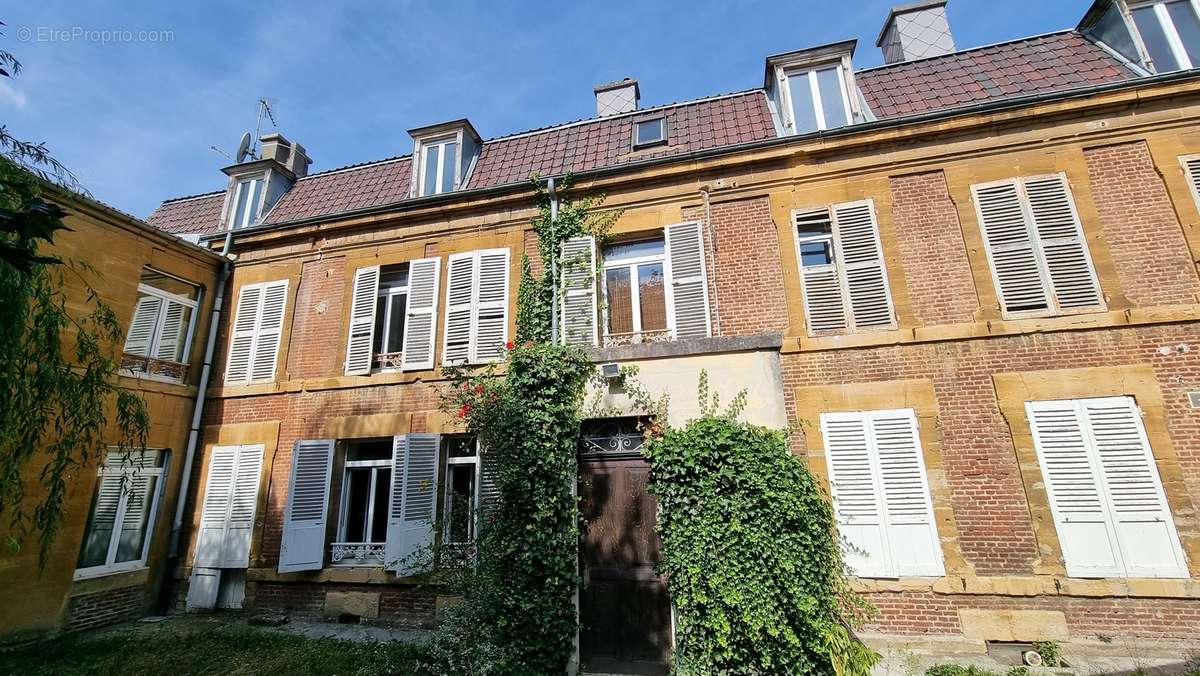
left=142, top=0, right=1200, bottom=671
left=0, top=186, right=224, bottom=640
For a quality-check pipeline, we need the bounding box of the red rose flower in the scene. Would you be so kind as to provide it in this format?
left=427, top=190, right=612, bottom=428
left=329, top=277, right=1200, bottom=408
left=505, top=341, right=514, bottom=350
left=458, top=404, right=471, bottom=419
left=475, top=385, right=484, bottom=394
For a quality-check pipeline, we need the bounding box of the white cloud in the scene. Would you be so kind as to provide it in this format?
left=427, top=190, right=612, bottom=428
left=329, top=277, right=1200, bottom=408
left=0, top=80, right=28, bottom=109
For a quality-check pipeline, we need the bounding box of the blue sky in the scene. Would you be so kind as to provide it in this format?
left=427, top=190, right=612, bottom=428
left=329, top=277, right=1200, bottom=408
left=2, top=1, right=1093, bottom=219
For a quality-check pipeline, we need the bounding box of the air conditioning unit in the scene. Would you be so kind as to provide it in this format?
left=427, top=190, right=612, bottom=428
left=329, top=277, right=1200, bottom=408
left=600, top=362, right=621, bottom=380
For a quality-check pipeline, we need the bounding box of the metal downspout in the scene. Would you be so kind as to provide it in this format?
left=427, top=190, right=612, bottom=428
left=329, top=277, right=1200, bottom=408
left=699, top=185, right=721, bottom=337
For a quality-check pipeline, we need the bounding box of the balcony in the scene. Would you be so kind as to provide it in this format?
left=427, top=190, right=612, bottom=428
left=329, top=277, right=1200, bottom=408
left=602, top=329, right=671, bottom=348
left=374, top=351, right=403, bottom=371
left=330, top=542, right=386, bottom=567
left=120, top=353, right=189, bottom=383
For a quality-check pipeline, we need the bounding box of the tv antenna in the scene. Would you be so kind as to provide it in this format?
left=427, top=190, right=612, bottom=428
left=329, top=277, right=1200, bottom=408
left=208, top=97, right=279, bottom=164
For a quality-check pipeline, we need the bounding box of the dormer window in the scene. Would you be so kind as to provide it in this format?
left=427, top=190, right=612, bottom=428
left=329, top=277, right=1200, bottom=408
left=409, top=119, right=482, bottom=199
left=420, top=136, right=459, bottom=196
left=765, top=40, right=862, bottom=136
left=633, top=117, right=666, bottom=148
left=1130, top=0, right=1200, bottom=71
left=229, top=175, right=264, bottom=229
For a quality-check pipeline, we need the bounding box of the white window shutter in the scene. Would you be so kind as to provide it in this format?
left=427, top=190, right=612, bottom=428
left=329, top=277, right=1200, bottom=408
left=395, top=433, right=441, bottom=576
left=384, top=435, right=409, bottom=572
left=124, top=295, right=162, bottom=356
left=472, top=249, right=510, bottom=362
left=794, top=209, right=848, bottom=334
left=867, top=410, right=943, bottom=576
left=225, top=285, right=262, bottom=383
left=821, top=412, right=892, bottom=578
left=1027, top=400, right=1125, bottom=577
left=479, top=446, right=501, bottom=525
left=278, top=439, right=334, bottom=573
left=250, top=280, right=288, bottom=382
left=832, top=200, right=895, bottom=330
left=973, top=180, right=1050, bottom=314
left=443, top=254, right=475, bottom=365
left=223, top=445, right=263, bottom=568
left=402, top=257, right=440, bottom=371
left=1182, top=155, right=1200, bottom=212
left=344, top=266, right=381, bottom=375
left=194, top=445, right=237, bottom=568
left=154, top=301, right=187, bottom=362
left=1023, top=174, right=1102, bottom=310
left=560, top=236, right=598, bottom=346
left=665, top=222, right=712, bottom=339
left=1081, top=397, right=1187, bottom=578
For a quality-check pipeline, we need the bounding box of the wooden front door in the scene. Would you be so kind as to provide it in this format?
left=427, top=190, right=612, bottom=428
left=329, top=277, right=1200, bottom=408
left=578, top=452, right=671, bottom=675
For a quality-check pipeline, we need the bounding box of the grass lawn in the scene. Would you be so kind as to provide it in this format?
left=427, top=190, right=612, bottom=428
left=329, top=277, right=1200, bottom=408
left=0, top=618, right=431, bottom=676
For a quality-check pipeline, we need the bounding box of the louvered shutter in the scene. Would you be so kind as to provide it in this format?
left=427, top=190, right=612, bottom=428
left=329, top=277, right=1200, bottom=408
left=561, top=236, right=598, bottom=346
left=155, top=301, right=187, bottom=362
left=194, top=446, right=238, bottom=567
left=821, top=413, right=891, bottom=578
left=1023, top=174, right=1102, bottom=310
left=396, top=434, right=441, bottom=576
left=478, top=447, right=501, bottom=527
left=472, top=249, right=510, bottom=362
left=1181, top=155, right=1200, bottom=212
left=344, top=266, right=380, bottom=375
left=443, top=254, right=475, bottom=365
left=124, top=295, right=162, bottom=356
left=973, top=180, right=1050, bottom=314
left=118, top=475, right=152, bottom=538
left=89, top=474, right=124, bottom=561
left=402, top=257, right=440, bottom=371
left=223, top=445, right=263, bottom=568
left=868, top=410, right=943, bottom=576
left=225, top=284, right=262, bottom=383
left=278, top=439, right=334, bottom=573
left=250, top=280, right=288, bottom=382
left=832, top=200, right=895, bottom=330
left=794, top=209, right=848, bottom=334
left=384, top=435, right=409, bottom=572
left=665, top=222, right=712, bottom=339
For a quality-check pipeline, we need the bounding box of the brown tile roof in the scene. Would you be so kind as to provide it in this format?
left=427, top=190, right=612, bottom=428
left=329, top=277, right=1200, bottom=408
left=265, top=156, right=412, bottom=224
left=146, top=191, right=225, bottom=235
left=857, top=31, right=1137, bottom=119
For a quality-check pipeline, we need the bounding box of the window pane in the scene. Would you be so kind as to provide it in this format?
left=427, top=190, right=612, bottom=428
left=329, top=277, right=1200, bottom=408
left=603, top=238, right=664, bottom=263
left=440, top=142, right=458, bottom=193
left=605, top=267, right=634, bottom=334
left=447, top=464, right=476, bottom=543
left=794, top=213, right=833, bottom=240
left=787, top=71, right=820, bottom=134
left=77, top=475, right=121, bottom=568
left=373, top=297, right=387, bottom=356
left=370, top=468, right=390, bottom=543
left=344, top=468, right=372, bottom=542
left=141, top=269, right=198, bottom=300
left=800, top=241, right=834, bottom=267
left=348, top=440, right=393, bottom=463
left=1133, top=6, right=1182, bottom=71
left=1166, top=0, right=1200, bottom=66
left=230, top=180, right=252, bottom=229
left=447, top=436, right=477, bottom=458
left=422, top=145, right=440, bottom=196
left=635, top=118, right=664, bottom=145
left=386, top=294, right=406, bottom=354
left=379, top=265, right=410, bottom=290
left=114, top=476, right=156, bottom=563
left=637, top=263, right=667, bottom=332
left=815, top=67, right=848, bottom=129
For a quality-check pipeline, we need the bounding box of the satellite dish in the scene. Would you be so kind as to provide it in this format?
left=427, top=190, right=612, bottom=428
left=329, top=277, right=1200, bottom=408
left=234, top=132, right=252, bottom=163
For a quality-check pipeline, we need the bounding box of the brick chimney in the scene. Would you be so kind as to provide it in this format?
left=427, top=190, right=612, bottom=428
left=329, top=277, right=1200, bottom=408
left=877, top=0, right=956, bottom=64
left=594, top=78, right=640, bottom=117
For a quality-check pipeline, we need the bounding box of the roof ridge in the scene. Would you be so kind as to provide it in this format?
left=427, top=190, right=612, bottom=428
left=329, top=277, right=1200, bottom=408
left=294, top=154, right=410, bottom=182
left=157, top=189, right=224, bottom=205
left=856, top=28, right=1076, bottom=74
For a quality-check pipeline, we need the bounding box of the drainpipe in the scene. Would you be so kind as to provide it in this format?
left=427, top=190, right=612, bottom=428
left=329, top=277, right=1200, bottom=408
left=699, top=185, right=722, bottom=337
left=168, top=228, right=235, bottom=558
left=548, top=176, right=559, bottom=343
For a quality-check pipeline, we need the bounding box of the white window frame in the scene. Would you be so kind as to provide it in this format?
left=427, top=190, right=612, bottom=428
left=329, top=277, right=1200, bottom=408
left=74, top=449, right=168, bottom=580
left=633, top=117, right=667, bottom=149
left=780, top=63, right=853, bottom=134
left=228, top=175, right=265, bottom=230
left=417, top=134, right=459, bottom=197
left=442, top=437, right=481, bottom=546
left=124, top=270, right=200, bottom=377
left=334, top=444, right=393, bottom=558
left=600, top=237, right=672, bottom=338
left=1129, top=0, right=1200, bottom=71
left=374, top=268, right=410, bottom=372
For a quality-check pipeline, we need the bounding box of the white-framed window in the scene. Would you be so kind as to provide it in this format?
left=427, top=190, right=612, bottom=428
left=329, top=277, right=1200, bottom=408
left=372, top=266, right=409, bottom=371
left=122, top=268, right=200, bottom=381
left=344, top=259, right=441, bottom=375
left=782, top=63, right=852, bottom=134
left=633, top=117, right=666, bottom=148
left=331, top=439, right=393, bottom=567
left=443, top=249, right=510, bottom=365
left=443, top=436, right=480, bottom=546
left=418, top=136, right=459, bottom=196
left=602, top=237, right=670, bottom=338
left=1027, top=396, right=1188, bottom=579
left=228, top=176, right=264, bottom=229
left=225, top=279, right=289, bottom=384
left=971, top=173, right=1103, bottom=318
left=792, top=199, right=895, bottom=335
left=1130, top=0, right=1200, bottom=71
left=820, top=409, right=944, bottom=578
left=75, top=449, right=168, bottom=579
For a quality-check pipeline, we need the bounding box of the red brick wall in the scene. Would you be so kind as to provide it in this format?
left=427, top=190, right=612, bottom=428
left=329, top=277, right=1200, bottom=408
left=67, top=585, right=145, bottom=631
left=286, top=256, right=347, bottom=379
left=253, top=581, right=436, bottom=626
left=889, top=171, right=980, bottom=325
left=1084, top=141, right=1200, bottom=307
left=781, top=323, right=1200, bottom=577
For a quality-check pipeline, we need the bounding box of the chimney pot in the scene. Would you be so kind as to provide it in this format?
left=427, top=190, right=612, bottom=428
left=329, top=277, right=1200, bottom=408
left=594, top=78, right=640, bottom=117
left=877, top=0, right=956, bottom=64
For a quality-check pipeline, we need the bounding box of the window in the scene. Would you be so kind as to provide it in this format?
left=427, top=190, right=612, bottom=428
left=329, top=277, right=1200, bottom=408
left=443, top=436, right=480, bottom=547
left=345, top=259, right=440, bottom=375
left=225, top=279, right=289, bottom=384
left=784, top=64, right=851, bottom=134
left=419, top=136, right=459, bottom=196
left=1027, top=397, right=1187, bottom=578
left=443, top=249, right=510, bottom=365
left=792, top=200, right=895, bottom=335
left=971, top=173, right=1103, bottom=318
left=603, top=238, right=669, bottom=338
left=1131, top=0, right=1200, bottom=71
left=820, top=409, right=943, bottom=578
left=76, top=449, right=168, bottom=579
left=229, top=176, right=264, bottom=229
left=331, top=440, right=393, bottom=566
left=194, top=444, right=264, bottom=570
left=122, top=268, right=200, bottom=381
left=633, top=117, right=666, bottom=148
